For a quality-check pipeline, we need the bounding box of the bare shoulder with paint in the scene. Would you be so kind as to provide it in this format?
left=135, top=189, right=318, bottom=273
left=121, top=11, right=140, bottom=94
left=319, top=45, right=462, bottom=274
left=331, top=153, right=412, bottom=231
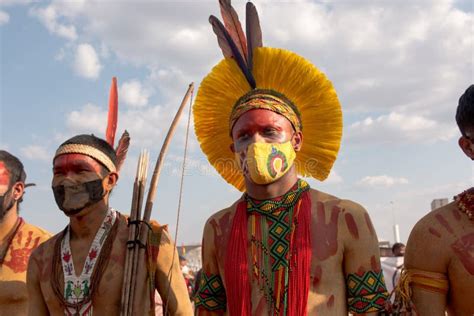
left=406, top=202, right=474, bottom=314
left=308, top=188, right=377, bottom=242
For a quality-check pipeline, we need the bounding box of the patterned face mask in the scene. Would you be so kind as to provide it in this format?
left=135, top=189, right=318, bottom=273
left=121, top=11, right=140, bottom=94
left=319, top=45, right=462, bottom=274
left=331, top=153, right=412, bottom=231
left=236, top=141, right=296, bottom=185
left=52, top=178, right=105, bottom=216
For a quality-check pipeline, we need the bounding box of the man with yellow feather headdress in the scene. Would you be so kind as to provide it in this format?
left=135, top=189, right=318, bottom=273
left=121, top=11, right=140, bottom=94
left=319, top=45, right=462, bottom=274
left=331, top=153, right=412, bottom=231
left=193, top=1, right=388, bottom=315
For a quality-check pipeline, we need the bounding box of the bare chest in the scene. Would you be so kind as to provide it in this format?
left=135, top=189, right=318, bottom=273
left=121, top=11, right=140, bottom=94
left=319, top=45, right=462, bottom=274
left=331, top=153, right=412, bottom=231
left=38, top=231, right=128, bottom=314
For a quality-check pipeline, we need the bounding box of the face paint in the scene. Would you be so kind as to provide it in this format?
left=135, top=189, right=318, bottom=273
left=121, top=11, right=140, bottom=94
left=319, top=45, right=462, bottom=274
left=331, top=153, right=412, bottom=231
left=52, top=178, right=105, bottom=216
left=236, top=141, right=296, bottom=184
left=0, top=162, right=15, bottom=221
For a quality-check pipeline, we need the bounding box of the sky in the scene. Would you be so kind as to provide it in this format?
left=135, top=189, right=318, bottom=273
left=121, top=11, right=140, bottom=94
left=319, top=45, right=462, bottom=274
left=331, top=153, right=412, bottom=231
left=0, top=0, right=473, bottom=246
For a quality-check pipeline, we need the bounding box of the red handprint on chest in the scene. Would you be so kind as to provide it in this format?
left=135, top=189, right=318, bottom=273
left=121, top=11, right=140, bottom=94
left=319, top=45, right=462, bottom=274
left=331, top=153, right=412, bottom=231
left=4, top=230, right=41, bottom=273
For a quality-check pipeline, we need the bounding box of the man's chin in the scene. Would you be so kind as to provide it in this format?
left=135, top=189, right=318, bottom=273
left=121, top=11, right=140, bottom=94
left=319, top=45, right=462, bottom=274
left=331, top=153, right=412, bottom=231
left=62, top=207, right=85, bottom=217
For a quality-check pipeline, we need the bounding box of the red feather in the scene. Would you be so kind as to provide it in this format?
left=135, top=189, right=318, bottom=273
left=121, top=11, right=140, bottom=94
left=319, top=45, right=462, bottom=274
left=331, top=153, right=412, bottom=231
left=106, top=77, right=118, bottom=147
left=219, top=0, right=248, bottom=65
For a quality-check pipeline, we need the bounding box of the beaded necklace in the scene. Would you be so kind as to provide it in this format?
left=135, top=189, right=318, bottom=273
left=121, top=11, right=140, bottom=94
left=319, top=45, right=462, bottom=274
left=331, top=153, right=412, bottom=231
left=455, top=187, right=474, bottom=220
left=246, top=179, right=310, bottom=315
left=51, top=209, right=119, bottom=316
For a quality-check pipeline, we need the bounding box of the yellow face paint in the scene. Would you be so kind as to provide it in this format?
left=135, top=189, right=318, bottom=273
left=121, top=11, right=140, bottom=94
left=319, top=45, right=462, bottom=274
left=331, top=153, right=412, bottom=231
left=236, top=141, right=296, bottom=185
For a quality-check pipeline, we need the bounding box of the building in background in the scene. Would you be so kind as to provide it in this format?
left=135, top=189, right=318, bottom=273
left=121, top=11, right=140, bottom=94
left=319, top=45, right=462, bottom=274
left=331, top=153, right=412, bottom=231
left=431, top=198, right=449, bottom=211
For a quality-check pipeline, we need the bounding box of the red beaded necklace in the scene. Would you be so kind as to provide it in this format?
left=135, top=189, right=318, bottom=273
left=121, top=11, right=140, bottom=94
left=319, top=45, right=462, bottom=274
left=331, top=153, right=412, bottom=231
left=455, top=187, right=474, bottom=220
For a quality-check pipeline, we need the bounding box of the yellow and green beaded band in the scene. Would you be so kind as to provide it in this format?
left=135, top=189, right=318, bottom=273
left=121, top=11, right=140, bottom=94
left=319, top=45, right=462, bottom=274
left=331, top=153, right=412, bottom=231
left=229, top=89, right=302, bottom=134
left=54, top=144, right=117, bottom=173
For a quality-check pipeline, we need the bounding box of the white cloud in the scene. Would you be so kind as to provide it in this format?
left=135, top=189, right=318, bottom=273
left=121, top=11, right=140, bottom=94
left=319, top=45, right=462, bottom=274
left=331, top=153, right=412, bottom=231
left=0, top=0, right=34, bottom=6
left=357, top=175, right=409, bottom=188
left=20, top=145, right=50, bottom=162
left=120, top=79, right=151, bottom=108
left=30, top=5, right=77, bottom=40
left=0, top=10, right=9, bottom=25
left=67, top=103, right=105, bottom=135
left=65, top=101, right=184, bottom=148
left=73, top=43, right=102, bottom=79
left=347, top=112, right=458, bottom=144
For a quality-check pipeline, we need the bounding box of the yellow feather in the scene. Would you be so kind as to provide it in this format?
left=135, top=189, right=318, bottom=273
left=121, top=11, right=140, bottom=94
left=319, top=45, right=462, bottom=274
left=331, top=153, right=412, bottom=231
left=194, top=47, right=343, bottom=191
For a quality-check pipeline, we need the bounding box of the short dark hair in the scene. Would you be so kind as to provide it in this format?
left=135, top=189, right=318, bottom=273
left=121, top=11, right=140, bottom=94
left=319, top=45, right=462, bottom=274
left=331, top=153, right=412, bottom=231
left=0, top=150, right=26, bottom=186
left=0, top=150, right=27, bottom=206
left=456, top=85, right=474, bottom=136
left=392, top=242, right=405, bottom=254
left=57, top=134, right=117, bottom=174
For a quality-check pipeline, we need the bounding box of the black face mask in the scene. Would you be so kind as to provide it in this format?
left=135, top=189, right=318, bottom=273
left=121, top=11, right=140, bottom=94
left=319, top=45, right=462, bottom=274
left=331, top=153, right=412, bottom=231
left=52, top=179, right=105, bottom=216
left=0, top=186, right=15, bottom=222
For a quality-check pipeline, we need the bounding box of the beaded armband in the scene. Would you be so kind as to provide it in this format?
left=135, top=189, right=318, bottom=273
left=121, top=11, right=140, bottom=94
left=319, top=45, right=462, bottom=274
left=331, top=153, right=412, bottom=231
left=194, top=273, right=227, bottom=311
left=346, top=270, right=389, bottom=313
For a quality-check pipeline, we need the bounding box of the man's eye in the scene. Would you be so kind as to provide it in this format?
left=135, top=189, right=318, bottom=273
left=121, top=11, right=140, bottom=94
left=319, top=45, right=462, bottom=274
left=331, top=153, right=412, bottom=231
left=264, top=129, right=278, bottom=136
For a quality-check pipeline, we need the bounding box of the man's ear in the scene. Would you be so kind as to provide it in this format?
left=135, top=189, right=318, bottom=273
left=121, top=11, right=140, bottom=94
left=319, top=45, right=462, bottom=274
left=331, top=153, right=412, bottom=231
left=104, top=172, right=119, bottom=191
left=12, top=182, right=25, bottom=201
left=230, top=143, right=235, bottom=153
left=459, top=136, right=474, bottom=160
left=292, top=131, right=303, bottom=152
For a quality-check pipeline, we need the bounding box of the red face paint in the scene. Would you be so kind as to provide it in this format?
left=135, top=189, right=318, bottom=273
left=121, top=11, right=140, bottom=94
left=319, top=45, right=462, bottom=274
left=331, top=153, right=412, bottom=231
left=231, top=109, right=295, bottom=153
left=345, top=213, right=359, bottom=240
left=52, top=154, right=104, bottom=187
left=451, top=232, right=474, bottom=275
left=314, top=203, right=341, bottom=261
left=0, top=161, right=11, bottom=194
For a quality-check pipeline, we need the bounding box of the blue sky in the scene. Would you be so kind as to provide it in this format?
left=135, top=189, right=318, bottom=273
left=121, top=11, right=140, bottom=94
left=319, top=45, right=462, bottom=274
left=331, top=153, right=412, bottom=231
left=0, top=0, right=472, bottom=245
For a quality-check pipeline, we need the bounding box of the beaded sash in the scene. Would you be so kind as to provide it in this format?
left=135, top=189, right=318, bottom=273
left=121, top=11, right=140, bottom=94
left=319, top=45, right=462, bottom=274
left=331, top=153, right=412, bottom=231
left=61, top=209, right=117, bottom=316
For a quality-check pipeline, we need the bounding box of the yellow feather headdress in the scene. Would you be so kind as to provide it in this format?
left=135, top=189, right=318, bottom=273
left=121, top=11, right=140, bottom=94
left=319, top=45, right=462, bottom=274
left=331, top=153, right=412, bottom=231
left=193, top=1, right=342, bottom=191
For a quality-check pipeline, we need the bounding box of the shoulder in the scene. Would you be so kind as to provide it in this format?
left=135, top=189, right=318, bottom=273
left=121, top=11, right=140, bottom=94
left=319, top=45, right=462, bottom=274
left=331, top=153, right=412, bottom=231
left=29, top=230, right=63, bottom=264
left=407, top=201, right=458, bottom=247
left=204, top=199, right=240, bottom=232
left=308, top=189, right=370, bottom=221
left=405, top=202, right=457, bottom=271
left=21, top=220, right=53, bottom=242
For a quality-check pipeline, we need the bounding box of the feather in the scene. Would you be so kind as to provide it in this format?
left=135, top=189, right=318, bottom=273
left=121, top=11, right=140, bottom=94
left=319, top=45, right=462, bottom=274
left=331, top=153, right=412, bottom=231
left=106, top=77, right=118, bottom=147
left=246, top=2, right=262, bottom=71
left=209, top=15, right=233, bottom=58
left=209, top=16, right=256, bottom=88
left=115, top=130, right=130, bottom=173
left=219, top=0, right=248, bottom=64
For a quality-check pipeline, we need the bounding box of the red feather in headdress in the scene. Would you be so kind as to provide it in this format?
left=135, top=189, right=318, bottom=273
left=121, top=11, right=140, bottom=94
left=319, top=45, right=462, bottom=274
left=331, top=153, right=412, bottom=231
left=106, top=77, right=118, bottom=147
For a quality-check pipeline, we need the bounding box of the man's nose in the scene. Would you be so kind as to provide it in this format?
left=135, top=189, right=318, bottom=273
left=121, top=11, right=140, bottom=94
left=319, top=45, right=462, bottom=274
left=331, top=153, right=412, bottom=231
left=250, top=133, right=266, bottom=143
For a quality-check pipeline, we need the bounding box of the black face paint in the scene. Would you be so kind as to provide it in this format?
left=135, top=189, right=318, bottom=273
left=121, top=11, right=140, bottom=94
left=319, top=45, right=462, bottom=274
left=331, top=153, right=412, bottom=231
left=52, top=178, right=105, bottom=216
left=0, top=186, right=15, bottom=222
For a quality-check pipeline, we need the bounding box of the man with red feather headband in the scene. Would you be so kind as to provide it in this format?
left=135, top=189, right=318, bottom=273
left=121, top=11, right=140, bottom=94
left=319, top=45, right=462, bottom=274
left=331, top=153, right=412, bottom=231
left=397, top=85, right=474, bottom=315
left=0, top=150, right=51, bottom=315
left=193, top=2, right=388, bottom=315
left=26, top=78, right=192, bottom=315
